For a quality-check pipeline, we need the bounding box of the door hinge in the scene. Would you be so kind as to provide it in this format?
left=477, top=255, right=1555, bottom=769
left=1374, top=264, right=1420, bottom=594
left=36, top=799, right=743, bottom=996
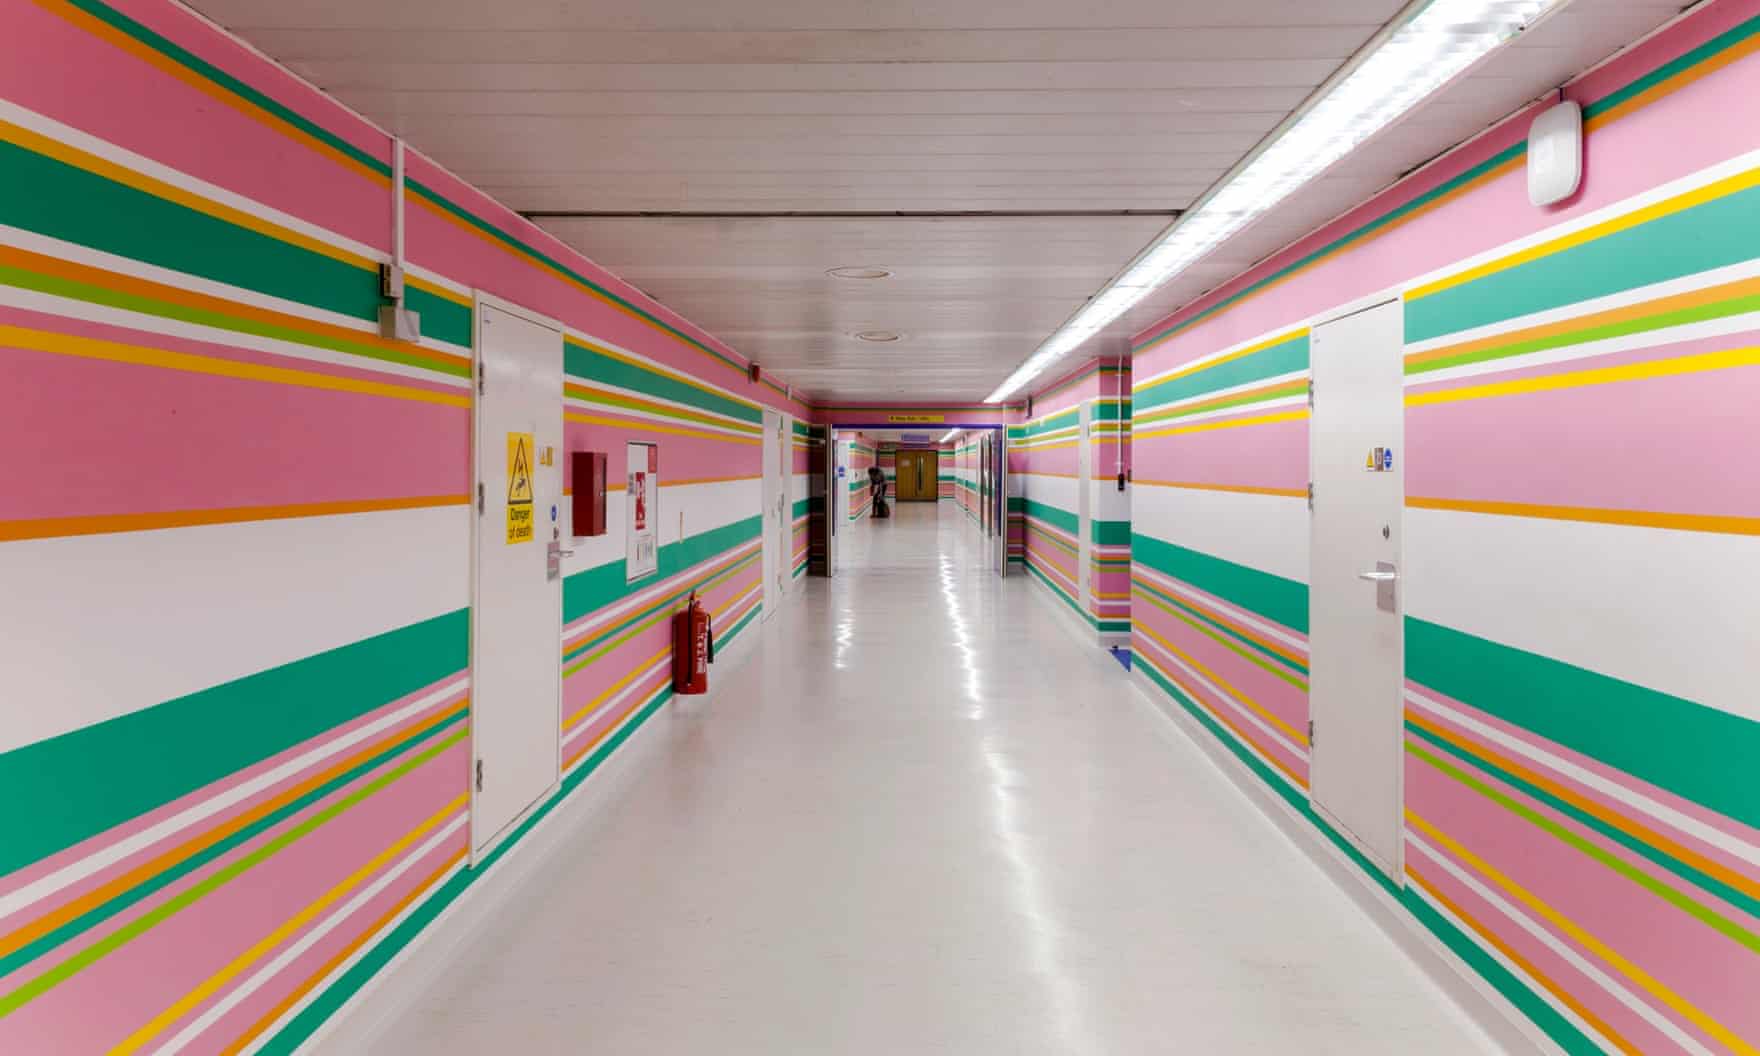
left=1307, top=378, right=1315, bottom=409
left=475, top=758, right=484, bottom=792
left=1306, top=481, right=1315, bottom=511
left=477, top=482, right=485, bottom=514
left=1308, top=720, right=1316, bottom=747
left=477, top=364, right=485, bottom=396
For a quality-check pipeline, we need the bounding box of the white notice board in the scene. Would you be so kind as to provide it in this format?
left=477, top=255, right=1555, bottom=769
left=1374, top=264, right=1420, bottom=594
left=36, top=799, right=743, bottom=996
left=626, top=441, right=658, bottom=582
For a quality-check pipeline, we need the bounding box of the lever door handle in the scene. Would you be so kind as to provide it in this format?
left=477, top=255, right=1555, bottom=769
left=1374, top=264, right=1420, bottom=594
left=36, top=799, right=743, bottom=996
left=1357, top=570, right=1398, bottom=582
left=554, top=548, right=575, bottom=557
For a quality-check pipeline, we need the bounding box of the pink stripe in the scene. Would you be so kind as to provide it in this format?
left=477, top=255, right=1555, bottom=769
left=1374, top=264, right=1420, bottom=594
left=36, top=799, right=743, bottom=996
left=1408, top=748, right=1760, bottom=1039
left=2, top=1, right=388, bottom=246
left=1136, top=600, right=1306, bottom=738
left=1408, top=342, right=1760, bottom=517
left=0, top=682, right=463, bottom=932
left=1133, top=564, right=1310, bottom=650
left=1409, top=684, right=1760, bottom=878
left=0, top=345, right=464, bottom=522
left=1133, top=638, right=1309, bottom=782
left=1405, top=837, right=1686, bottom=1056
left=0, top=743, right=464, bottom=1051
left=562, top=417, right=757, bottom=488
left=1134, top=418, right=1306, bottom=492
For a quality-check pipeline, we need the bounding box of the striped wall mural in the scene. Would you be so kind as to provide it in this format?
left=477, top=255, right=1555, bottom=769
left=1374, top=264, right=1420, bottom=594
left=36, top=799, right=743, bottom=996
left=0, top=0, right=802, bottom=1051
left=791, top=419, right=815, bottom=579
left=1011, top=360, right=1131, bottom=639
left=846, top=434, right=877, bottom=521
left=1126, top=2, right=1760, bottom=1053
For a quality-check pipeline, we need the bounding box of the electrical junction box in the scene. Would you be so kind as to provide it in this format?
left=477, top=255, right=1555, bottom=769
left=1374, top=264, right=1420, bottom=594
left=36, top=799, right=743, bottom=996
left=1528, top=99, right=1583, bottom=207
left=571, top=450, right=607, bottom=537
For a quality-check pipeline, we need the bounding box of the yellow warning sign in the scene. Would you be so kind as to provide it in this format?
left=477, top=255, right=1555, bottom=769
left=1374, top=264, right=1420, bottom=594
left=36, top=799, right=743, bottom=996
left=506, top=432, right=534, bottom=544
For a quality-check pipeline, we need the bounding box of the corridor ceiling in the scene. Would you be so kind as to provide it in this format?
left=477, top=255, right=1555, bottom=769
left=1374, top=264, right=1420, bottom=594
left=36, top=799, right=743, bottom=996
left=192, top=0, right=1683, bottom=403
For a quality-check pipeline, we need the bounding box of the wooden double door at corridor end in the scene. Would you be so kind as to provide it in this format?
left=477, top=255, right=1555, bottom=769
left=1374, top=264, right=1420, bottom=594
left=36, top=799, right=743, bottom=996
left=894, top=450, right=938, bottom=501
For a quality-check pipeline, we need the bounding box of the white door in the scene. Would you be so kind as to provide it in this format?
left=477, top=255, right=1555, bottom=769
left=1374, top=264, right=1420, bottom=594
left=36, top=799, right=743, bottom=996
left=471, top=299, right=563, bottom=861
left=1076, top=404, right=1093, bottom=619
left=1308, top=298, right=1405, bottom=878
left=761, top=410, right=783, bottom=621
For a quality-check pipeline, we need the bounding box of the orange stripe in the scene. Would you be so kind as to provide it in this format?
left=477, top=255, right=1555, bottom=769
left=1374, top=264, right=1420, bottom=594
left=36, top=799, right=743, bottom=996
left=0, top=699, right=467, bottom=964
left=1405, top=710, right=1760, bottom=906
left=0, top=495, right=468, bottom=542
left=1138, top=642, right=1308, bottom=788
left=1585, top=30, right=1760, bottom=132
left=214, top=849, right=466, bottom=1056
left=1406, top=867, right=1642, bottom=1056
left=0, top=244, right=470, bottom=376
left=34, top=0, right=390, bottom=189
left=1405, top=496, right=1760, bottom=536
left=1132, top=577, right=1308, bottom=671
left=1133, top=479, right=1306, bottom=499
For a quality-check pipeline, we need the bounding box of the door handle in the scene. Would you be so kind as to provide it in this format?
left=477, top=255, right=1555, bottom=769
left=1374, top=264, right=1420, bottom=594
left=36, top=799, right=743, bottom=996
left=1357, top=570, right=1397, bottom=581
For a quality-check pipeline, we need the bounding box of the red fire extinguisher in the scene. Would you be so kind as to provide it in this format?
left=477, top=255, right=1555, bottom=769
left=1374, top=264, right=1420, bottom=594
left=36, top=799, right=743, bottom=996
left=672, top=590, right=713, bottom=694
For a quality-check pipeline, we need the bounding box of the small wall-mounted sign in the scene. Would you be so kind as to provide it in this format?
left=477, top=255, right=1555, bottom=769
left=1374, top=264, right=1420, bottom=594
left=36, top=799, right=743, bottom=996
left=887, top=414, right=944, bottom=424
left=1364, top=446, right=1395, bottom=473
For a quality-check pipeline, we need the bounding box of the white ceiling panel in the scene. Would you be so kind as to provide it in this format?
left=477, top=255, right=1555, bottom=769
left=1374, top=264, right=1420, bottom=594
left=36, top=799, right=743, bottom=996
left=189, top=0, right=1684, bottom=402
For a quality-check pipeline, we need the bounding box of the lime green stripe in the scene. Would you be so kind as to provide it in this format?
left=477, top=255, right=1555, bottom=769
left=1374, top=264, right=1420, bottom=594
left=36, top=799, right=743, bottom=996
left=0, top=262, right=471, bottom=377
left=1133, top=533, right=1309, bottom=635
left=565, top=340, right=758, bottom=424
left=1134, top=335, right=1309, bottom=412
left=1137, top=379, right=1308, bottom=422
left=1406, top=721, right=1760, bottom=924
left=1407, top=741, right=1760, bottom=954
left=1407, top=289, right=1760, bottom=377
left=1139, top=583, right=1307, bottom=691
left=564, top=517, right=758, bottom=622
left=562, top=554, right=758, bottom=677
left=1133, top=575, right=1307, bottom=678
left=569, top=384, right=760, bottom=434
left=0, top=727, right=466, bottom=1017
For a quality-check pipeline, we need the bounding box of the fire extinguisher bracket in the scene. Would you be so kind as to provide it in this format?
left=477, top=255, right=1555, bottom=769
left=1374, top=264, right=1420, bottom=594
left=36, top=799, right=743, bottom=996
left=672, top=590, right=712, bottom=694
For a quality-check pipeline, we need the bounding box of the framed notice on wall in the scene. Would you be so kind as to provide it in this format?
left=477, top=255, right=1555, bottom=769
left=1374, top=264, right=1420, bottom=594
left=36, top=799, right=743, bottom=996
left=626, top=441, right=659, bottom=582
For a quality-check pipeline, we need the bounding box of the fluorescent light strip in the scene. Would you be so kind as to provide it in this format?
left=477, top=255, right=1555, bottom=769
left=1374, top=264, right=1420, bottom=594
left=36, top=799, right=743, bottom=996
left=984, top=0, right=1567, bottom=404
left=939, top=428, right=960, bottom=443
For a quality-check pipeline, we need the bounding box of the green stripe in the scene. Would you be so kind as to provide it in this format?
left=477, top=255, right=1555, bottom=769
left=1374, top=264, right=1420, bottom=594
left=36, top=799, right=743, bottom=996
left=1136, top=581, right=1307, bottom=691
left=1133, top=533, right=1308, bottom=634
left=1134, top=334, right=1309, bottom=413
left=1134, top=654, right=1600, bottom=1056
left=1583, top=14, right=1760, bottom=124
left=1022, top=499, right=1078, bottom=536
left=1019, top=409, right=1078, bottom=436
left=1406, top=721, right=1760, bottom=924
left=0, top=708, right=465, bottom=982
left=1406, top=180, right=1760, bottom=343
left=1091, top=519, right=1131, bottom=546
left=260, top=601, right=770, bottom=1055
left=1133, top=574, right=1307, bottom=678
left=1409, top=288, right=1760, bottom=377
left=563, top=517, right=759, bottom=623
left=0, top=137, right=384, bottom=332
left=0, top=261, right=471, bottom=377
left=1138, top=379, right=1307, bottom=422
left=1407, top=618, right=1760, bottom=829
left=0, top=726, right=466, bottom=1018
left=562, top=553, right=757, bottom=675
left=565, top=340, right=759, bottom=424
left=1407, top=741, right=1760, bottom=954
left=0, top=609, right=467, bottom=876
left=1024, top=559, right=1081, bottom=616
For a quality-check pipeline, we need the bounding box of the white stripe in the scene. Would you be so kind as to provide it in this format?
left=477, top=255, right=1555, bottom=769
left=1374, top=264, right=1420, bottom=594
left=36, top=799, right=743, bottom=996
left=148, top=813, right=468, bottom=1056
left=1404, top=688, right=1760, bottom=868
left=566, top=394, right=757, bottom=440
left=1133, top=641, right=1307, bottom=786
left=1405, top=871, right=1637, bottom=1056
left=561, top=537, right=759, bottom=647
left=559, top=478, right=759, bottom=586
left=1134, top=393, right=1308, bottom=431
left=561, top=333, right=758, bottom=416
left=0, top=506, right=469, bottom=753
left=1136, top=368, right=1309, bottom=416
left=1133, top=486, right=1309, bottom=588
left=567, top=376, right=760, bottom=433
left=0, top=678, right=463, bottom=922
left=564, top=657, right=664, bottom=750
left=1406, top=833, right=1720, bottom=1056
left=0, top=268, right=471, bottom=390
left=1134, top=327, right=1310, bottom=387
left=1130, top=562, right=1309, bottom=653
left=1405, top=507, right=1760, bottom=723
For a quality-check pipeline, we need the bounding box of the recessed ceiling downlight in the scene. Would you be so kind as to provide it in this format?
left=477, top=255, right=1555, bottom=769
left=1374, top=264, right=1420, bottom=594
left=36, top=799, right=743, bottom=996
left=828, top=266, right=892, bottom=280
left=854, top=330, right=901, bottom=343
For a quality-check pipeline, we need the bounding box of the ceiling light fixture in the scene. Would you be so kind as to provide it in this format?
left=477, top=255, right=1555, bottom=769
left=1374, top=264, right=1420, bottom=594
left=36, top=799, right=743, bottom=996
left=828, top=266, right=893, bottom=280
left=982, top=0, right=1567, bottom=404
left=939, top=428, right=960, bottom=443
left=854, top=330, right=901, bottom=343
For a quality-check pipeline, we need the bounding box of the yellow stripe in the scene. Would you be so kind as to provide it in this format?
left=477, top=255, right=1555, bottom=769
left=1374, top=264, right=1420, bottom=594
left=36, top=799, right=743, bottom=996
left=564, top=412, right=761, bottom=445
left=0, top=495, right=467, bottom=543
left=1408, top=165, right=1760, bottom=302
left=565, top=644, right=671, bottom=732
left=1133, top=479, right=1306, bottom=499
left=1408, top=811, right=1760, bottom=1056
left=1136, top=615, right=1305, bottom=747
left=1407, top=345, right=1760, bottom=407
left=108, top=796, right=468, bottom=1055
left=1405, top=496, right=1760, bottom=537
left=1135, top=327, right=1308, bottom=395
left=406, top=273, right=472, bottom=309
left=570, top=338, right=761, bottom=415
left=1, top=323, right=469, bottom=407
left=0, top=116, right=377, bottom=276
left=1135, top=408, right=1308, bottom=440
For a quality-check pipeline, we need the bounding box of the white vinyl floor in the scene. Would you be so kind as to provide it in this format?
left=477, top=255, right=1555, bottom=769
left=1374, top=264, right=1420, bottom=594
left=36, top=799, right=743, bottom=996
left=356, top=502, right=1500, bottom=1055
